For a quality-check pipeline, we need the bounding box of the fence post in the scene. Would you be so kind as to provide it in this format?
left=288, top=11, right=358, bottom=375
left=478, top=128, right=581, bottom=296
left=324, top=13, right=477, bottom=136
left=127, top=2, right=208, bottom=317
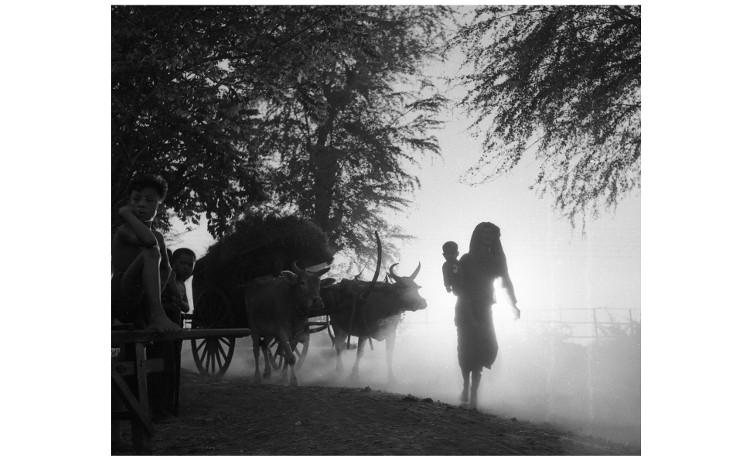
left=592, top=308, right=599, bottom=339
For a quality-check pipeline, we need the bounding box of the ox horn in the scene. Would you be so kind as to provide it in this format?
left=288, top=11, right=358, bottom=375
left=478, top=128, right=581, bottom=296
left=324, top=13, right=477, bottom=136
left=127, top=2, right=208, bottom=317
left=409, top=262, right=421, bottom=280
left=359, top=231, right=383, bottom=302
left=388, top=263, right=401, bottom=281
left=306, top=261, right=331, bottom=275
left=291, top=261, right=303, bottom=274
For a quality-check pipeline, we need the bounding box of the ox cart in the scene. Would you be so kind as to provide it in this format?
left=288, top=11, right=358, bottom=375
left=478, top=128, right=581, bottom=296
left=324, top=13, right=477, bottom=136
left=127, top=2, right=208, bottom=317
left=186, top=214, right=337, bottom=378
left=187, top=287, right=332, bottom=378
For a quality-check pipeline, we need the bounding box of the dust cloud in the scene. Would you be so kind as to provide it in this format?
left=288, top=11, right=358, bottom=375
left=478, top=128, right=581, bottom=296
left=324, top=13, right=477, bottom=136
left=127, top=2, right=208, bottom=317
left=181, top=300, right=640, bottom=447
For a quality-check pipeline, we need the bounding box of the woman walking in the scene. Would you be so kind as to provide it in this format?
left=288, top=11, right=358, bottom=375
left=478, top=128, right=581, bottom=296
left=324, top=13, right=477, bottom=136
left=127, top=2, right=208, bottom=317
left=455, top=222, right=520, bottom=409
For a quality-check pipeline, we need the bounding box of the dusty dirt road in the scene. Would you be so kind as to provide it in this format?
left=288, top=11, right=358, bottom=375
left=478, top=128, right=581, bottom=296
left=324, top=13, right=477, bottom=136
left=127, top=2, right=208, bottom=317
left=115, top=371, right=640, bottom=455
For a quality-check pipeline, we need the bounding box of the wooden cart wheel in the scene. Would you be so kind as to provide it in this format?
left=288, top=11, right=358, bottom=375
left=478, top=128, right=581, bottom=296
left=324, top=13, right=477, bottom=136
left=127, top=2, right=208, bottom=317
left=191, top=288, right=235, bottom=378
left=190, top=336, right=235, bottom=378
left=269, top=332, right=310, bottom=370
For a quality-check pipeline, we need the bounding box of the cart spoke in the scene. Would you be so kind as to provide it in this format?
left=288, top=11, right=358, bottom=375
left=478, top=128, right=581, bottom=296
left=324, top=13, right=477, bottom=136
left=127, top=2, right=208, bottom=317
left=217, top=342, right=227, bottom=360
left=199, top=343, right=210, bottom=365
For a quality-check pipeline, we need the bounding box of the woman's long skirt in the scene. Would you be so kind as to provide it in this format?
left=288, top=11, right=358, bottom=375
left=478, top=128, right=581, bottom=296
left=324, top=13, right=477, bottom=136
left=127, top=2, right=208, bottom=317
left=455, top=299, right=498, bottom=371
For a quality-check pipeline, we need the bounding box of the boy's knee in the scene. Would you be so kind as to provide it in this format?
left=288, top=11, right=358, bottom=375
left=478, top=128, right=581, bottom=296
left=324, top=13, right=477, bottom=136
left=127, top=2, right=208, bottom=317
left=142, top=245, right=161, bottom=260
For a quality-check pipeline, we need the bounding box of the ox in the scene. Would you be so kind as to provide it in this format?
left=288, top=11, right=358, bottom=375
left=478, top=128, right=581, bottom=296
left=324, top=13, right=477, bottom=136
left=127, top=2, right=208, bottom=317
left=243, top=262, right=326, bottom=386
left=323, top=263, right=427, bottom=383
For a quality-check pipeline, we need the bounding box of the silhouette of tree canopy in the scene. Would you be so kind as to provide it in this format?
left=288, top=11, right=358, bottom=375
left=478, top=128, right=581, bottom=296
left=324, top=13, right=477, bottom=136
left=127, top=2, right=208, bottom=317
left=253, top=5, right=449, bottom=263
left=456, top=5, right=640, bottom=225
left=112, top=6, right=271, bottom=236
left=112, top=5, right=449, bottom=261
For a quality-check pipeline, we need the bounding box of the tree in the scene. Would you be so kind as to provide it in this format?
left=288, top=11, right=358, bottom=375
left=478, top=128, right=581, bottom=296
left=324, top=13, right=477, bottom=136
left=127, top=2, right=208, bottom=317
left=112, top=6, right=368, bottom=236
left=253, top=5, right=449, bottom=264
left=112, top=6, right=270, bottom=236
left=112, top=6, right=450, bottom=262
left=456, top=5, right=640, bottom=226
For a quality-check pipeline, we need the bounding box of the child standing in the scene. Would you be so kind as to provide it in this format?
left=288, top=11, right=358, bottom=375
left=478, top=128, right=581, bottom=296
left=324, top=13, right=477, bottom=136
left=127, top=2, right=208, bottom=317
left=150, top=247, right=196, bottom=418
left=441, top=241, right=461, bottom=295
left=163, top=247, right=196, bottom=324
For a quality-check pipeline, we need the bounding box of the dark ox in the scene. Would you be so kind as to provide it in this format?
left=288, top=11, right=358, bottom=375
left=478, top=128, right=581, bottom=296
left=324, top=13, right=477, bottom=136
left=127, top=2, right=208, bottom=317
left=243, top=262, right=325, bottom=386
left=322, top=263, right=427, bottom=382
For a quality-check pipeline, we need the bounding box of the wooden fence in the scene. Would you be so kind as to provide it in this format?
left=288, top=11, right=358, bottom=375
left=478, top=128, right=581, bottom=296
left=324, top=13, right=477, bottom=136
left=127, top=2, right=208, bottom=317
left=401, top=307, right=641, bottom=342
left=502, top=307, right=640, bottom=340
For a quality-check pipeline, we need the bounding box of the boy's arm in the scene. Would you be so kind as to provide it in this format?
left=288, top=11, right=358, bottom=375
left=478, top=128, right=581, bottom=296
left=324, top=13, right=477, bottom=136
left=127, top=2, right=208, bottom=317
left=117, top=205, right=158, bottom=247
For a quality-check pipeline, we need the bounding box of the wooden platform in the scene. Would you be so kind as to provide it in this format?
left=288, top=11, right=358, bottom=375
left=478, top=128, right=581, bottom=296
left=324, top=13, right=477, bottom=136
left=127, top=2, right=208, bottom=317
left=111, top=328, right=251, bottom=454
left=112, top=328, right=252, bottom=344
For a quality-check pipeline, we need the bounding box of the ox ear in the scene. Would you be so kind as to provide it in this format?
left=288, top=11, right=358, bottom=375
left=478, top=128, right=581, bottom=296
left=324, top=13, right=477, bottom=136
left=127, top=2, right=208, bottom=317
left=320, top=277, right=337, bottom=288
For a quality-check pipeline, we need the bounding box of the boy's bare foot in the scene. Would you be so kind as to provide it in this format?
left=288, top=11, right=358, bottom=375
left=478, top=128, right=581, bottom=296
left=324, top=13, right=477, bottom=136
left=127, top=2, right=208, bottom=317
left=147, top=315, right=181, bottom=333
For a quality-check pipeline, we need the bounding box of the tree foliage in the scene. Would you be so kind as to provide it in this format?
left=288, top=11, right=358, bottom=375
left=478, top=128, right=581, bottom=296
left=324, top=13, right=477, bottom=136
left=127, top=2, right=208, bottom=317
left=456, top=5, right=641, bottom=225
left=112, top=6, right=270, bottom=236
left=112, top=5, right=449, bottom=263
left=252, top=6, right=449, bottom=265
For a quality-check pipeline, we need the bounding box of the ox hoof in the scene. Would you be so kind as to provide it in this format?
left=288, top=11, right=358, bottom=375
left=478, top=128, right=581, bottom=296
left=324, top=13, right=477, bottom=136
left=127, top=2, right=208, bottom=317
left=290, top=377, right=298, bottom=387
left=253, top=374, right=262, bottom=384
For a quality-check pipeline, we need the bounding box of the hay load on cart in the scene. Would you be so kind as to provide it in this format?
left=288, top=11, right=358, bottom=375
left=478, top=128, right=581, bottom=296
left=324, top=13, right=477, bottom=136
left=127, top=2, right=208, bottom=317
left=189, top=214, right=335, bottom=377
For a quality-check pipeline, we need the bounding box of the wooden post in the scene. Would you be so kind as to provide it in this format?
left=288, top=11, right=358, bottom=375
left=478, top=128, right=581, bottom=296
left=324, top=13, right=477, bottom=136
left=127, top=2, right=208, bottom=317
left=592, top=308, right=599, bottom=339
left=132, top=342, right=152, bottom=454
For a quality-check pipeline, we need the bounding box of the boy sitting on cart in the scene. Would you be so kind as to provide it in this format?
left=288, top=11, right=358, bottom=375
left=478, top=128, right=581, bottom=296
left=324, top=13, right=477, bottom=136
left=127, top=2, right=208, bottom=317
left=111, top=174, right=180, bottom=333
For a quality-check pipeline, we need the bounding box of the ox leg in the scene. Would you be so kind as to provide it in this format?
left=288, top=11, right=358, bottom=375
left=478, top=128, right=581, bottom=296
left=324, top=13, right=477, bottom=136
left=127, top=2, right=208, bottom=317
left=470, top=369, right=482, bottom=410
left=460, top=368, right=470, bottom=405
left=277, top=331, right=297, bottom=386
left=333, top=325, right=346, bottom=374
left=252, top=336, right=262, bottom=384
left=350, top=337, right=365, bottom=382
left=261, top=340, right=272, bottom=379
left=281, top=357, right=289, bottom=380
left=386, top=332, right=397, bottom=384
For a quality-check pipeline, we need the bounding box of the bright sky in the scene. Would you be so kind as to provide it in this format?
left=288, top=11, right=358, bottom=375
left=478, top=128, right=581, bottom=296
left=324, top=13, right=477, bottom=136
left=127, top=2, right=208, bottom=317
left=167, top=37, right=641, bottom=322
left=168, top=112, right=641, bottom=323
